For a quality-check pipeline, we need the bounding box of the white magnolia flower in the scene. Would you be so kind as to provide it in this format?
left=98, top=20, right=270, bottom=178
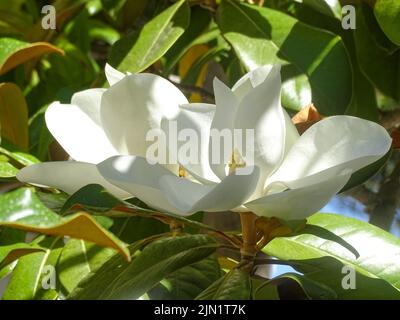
left=17, top=64, right=188, bottom=198
left=96, top=65, right=392, bottom=219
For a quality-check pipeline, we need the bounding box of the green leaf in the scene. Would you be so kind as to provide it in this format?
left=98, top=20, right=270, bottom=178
left=163, top=6, right=213, bottom=75
left=0, top=188, right=129, bottom=260
left=110, top=216, right=168, bottom=244
left=296, top=0, right=341, bottom=19
left=288, top=256, right=400, bottom=299
left=264, top=213, right=400, bottom=294
left=340, top=149, right=391, bottom=193
left=0, top=243, right=44, bottom=269
left=69, top=234, right=218, bottom=299
left=62, top=184, right=220, bottom=234
left=0, top=160, right=18, bottom=178
left=0, top=146, right=40, bottom=167
left=109, top=0, right=190, bottom=73
left=217, top=0, right=352, bottom=115
left=0, top=38, right=64, bottom=76
left=255, top=272, right=337, bottom=300
left=354, top=5, right=400, bottom=101
left=0, top=83, right=29, bottom=150
left=58, top=239, right=116, bottom=295
left=374, top=0, right=400, bottom=46
left=148, top=255, right=223, bottom=300
left=196, top=268, right=251, bottom=300
left=2, top=237, right=63, bottom=300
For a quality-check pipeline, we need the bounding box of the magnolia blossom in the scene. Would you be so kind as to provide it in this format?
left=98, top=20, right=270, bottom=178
left=17, top=64, right=188, bottom=198
left=96, top=65, right=391, bottom=219
left=18, top=64, right=391, bottom=220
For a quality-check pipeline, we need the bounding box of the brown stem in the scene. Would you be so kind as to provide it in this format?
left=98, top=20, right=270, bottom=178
left=240, top=212, right=258, bottom=262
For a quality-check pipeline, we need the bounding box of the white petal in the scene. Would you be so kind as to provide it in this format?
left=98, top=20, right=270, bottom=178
left=97, top=156, right=260, bottom=216
left=16, top=162, right=130, bottom=199
left=269, top=116, right=392, bottom=185
left=283, top=108, right=300, bottom=155
left=160, top=166, right=260, bottom=213
left=245, top=173, right=351, bottom=220
left=233, top=65, right=286, bottom=182
left=45, top=98, right=118, bottom=164
left=208, top=78, right=239, bottom=180
left=161, top=103, right=219, bottom=183
left=105, top=63, right=126, bottom=86
left=231, top=65, right=274, bottom=100
left=100, top=73, right=188, bottom=156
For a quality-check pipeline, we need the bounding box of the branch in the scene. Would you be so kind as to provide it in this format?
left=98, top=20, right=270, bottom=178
left=170, top=80, right=215, bottom=103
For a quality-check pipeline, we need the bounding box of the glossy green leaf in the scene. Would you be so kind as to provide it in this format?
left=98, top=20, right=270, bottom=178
left=109, top=0, right=190, bottom=73
left=264, top=213, right=400, bottom=293
left=217, top=0, right=352, bottom=115
left=2, top=237, right=63, bottom=300
left=0, top=38, right=64, bottom=76
left=0, top=161, right=18, bottom=178
left=0, top=243, right=44, bottom=269
left=354, top=5, right=400, bottom=101
left=255, top=272, right=337, bottom=300
left=62, top=184, right=219, bottom=233
left=374, top=0, right=400, bottom=46
left=163, top=6, right=213, bottom=75
left=69, top=234, right=218, bottom=299
left=288, top=256, right=400, bottom=299
left=340, top=149, right=391, bottom=193
left=58, top=239, right=115, bottom=294
left=148, top=255, right=223, bottom=300
left=296, top=0, right=341, bottom=19
left=0, top=188, right=129, bottom=260
left=196, top=268, right=250, bottom=300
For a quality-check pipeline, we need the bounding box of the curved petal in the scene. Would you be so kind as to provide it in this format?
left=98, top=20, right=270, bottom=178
left=231, top=65, right=273, bottom=100
left=100, top=73, right=188, bottom=157
left=268, top=116, right=392, bottom=186
left=233, top=65, right=286, bottom=194
left=161, top=103, right=219, bottom=183
left=208, top=78, right=239, bottom=180
left=97, top=156, right=260, bottom=216
left=16, top=162, right=130, bottom=199
left=45, top=98, right=118, bottom=163
left=245, top=173, right=351, bottom=220
left=160, top=166, right=260, bottom=213
left=105, top=63, right=126, bottom=86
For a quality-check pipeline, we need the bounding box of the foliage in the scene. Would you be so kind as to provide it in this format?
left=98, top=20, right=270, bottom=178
left=0, top=0, right=399, bottom=300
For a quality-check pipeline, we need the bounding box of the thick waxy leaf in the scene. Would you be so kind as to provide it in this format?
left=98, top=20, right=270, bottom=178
left=163, top=6, right=213, bottom=74
left=340, top=150, right=391, bottom=193
left=62, top=184, right=220, bottom=234
left=296, top=0, right=341, bottom=19
left=148, top=255, right=223, bottom=300
left=196, top=268, right=251, bottom=300
left=0, top=188, right=129, bottom=260
left=264, top=213, right=400, bottom=295
left=255, top=272, right=337, bottom=300
left=287, top=256, right=400, bottom=299
left=0, top=83, right=29, bottom=150
left=58, top=239, right=115, bottom=294
left=2, top=237, right=63, bottom=300
left=217, top=0, right=352, bottom=115
left=374, top=0, right=400, bottom=46
left=354, top=5, right=400, bottom=101
left=0, top=243, right=44, bottom=269
left=0, top=146, right=40, bottom=167
left=109, top=0, right=190, bottom=73
left=69, top=234, right=218, bottom=300
left=0, top=38, right=64, bottom=75
left=0, top=160, right=18, bottom=178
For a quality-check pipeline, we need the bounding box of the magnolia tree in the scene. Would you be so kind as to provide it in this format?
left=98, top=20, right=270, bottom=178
left=0, top=0, right=399, bottom=300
